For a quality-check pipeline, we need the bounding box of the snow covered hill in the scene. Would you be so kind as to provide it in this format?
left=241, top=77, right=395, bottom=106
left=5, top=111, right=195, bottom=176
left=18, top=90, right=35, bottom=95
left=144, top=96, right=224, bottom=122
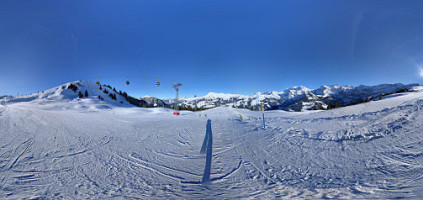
left=1, top=83, right=423, bottom=199
left=1, top=80, right=149, bottom=109
left=165, top=83, right=419, bottom=111
left=4, top=81, right=416, bottom=112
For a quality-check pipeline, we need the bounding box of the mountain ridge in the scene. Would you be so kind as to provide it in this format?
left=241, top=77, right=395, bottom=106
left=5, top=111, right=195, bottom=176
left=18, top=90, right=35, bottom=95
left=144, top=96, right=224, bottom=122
left=1, top=81, right=419, bottom=112
left=164, top=83, right=420, bottom=111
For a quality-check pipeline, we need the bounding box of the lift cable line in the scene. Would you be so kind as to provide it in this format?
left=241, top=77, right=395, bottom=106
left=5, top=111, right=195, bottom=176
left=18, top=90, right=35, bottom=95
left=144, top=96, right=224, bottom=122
left=173, top=82, right=182, bottom=116
left=93, top=75, right=160, bottom=87
left=92, top=75, right=131, bottom=86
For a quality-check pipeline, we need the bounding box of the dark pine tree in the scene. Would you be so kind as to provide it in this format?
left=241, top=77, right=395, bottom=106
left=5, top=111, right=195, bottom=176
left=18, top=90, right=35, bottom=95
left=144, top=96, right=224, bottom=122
left=67, top=83, right=78, bottom=93
left=78, top=91, right=84, bottom=98
left=327, top=102, right=333, bottom=109
left=85, top=90, right=88, bottom=97
left=108, top=93, right=117, bottom=100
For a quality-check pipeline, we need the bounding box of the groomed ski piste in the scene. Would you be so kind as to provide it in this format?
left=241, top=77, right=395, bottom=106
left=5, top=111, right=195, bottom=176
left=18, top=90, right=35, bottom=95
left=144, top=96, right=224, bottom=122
left=1, top=81, right=423, bottom=199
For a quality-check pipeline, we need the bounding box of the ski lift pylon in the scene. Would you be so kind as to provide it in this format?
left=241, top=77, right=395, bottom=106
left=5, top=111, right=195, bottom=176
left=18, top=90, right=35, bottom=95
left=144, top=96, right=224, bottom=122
left=173, top=82, right=182, bottom=116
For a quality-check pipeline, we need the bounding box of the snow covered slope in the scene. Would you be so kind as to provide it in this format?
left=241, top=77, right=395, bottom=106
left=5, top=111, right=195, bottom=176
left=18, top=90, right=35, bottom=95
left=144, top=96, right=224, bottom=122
left=1, top=84, right=423, bottom=199
left=165, top=83, right=418, bottom=111
left=1, top=80, right=149, bottom=109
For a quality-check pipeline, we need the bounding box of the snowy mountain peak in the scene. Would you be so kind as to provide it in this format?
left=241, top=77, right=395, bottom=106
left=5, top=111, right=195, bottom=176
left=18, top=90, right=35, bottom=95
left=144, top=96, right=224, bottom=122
left=39, top=80, right=126, bottom=104
left=164, top=83, right=419, bottom=111
left=279, top=86, right=312, bottom=100
left=204, top=92, right=245, bottom=100
left=1, top=80, right=150, bottom=109
left=313, top=84, right=354, bottom=97
left=282, top=86, right=311, bottom=93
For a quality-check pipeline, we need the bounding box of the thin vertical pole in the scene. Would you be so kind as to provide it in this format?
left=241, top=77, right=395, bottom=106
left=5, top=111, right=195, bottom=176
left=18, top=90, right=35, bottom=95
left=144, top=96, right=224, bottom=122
left=261, top=100, right=265, bottom=129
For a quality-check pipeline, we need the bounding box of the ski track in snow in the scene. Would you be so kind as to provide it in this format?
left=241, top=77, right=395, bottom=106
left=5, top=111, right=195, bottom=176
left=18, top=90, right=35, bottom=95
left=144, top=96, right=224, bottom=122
left=1, top=89, right=423, bottom=199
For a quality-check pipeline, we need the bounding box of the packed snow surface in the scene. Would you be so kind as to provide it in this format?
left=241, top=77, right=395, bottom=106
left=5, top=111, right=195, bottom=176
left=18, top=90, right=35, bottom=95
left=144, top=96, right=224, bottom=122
left=1, top=84, right=423, bottom=199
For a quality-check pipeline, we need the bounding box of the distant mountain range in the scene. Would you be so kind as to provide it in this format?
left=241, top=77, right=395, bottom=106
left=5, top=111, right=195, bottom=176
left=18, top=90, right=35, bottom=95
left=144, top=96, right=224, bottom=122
left=0, top=81, right=419, bottom=112
left=162, top=83, right=419, bottom=111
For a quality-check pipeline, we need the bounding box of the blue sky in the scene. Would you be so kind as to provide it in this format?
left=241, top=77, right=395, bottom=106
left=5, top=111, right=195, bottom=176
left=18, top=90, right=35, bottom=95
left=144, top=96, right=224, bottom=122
left=1, top=0, right=423, bottom=98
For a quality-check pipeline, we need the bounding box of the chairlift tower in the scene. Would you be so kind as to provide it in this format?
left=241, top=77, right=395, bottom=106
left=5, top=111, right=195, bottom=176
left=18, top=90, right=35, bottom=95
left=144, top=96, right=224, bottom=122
left=173, top=82, right=182, bottom=115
